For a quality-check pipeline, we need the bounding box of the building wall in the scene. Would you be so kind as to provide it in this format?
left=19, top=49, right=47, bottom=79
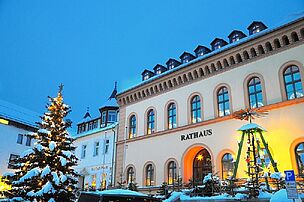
left=124, top=45, right=303, bottom=135
left=0, top=123, right=34, bottom=176
left=115, top=20, right=304, bottom=187
left=74, top=125, right=117, bottom=189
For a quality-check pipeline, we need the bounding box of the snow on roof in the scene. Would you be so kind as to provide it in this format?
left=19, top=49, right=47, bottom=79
left=85, top=189, right=147, bottom=197
left=73, top=122, right=118, bottom=139
left=238, top=123, right=266, bottom=131
left=118, top=15, right=304, bottom=96
left=0, top=99, right=39, bottom=128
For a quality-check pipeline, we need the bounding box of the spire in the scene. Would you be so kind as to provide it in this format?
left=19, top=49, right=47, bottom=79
left=83, top=107, right=91, bottom=119
left=108, top=81, right=117, bottom=100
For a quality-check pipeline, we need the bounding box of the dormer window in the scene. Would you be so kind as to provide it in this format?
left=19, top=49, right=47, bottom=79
left=179, top=52, right=195, bottom=64
left=141, top=69, right=154, bottom=81
left=210, top=38, right=228, bottom=51
left=231, top=34, right=240, bottom=42
left=247, top=21, right=267, bottom=35
left=214, top=41, right=222, bottom=50
left=194, top=46, right=211, bottom=57
left=143, top=73, right=150, bottom=80
left=156, top=68, right=162, bottom=74
left=165, top=59, right=181, bottom=70
left=153, top=64, right=167, bottom=75
left=108, top=110, right=117, bottom=122
left=168, top=62, right=175, bottom=70
left=252, top=25, right=260, bottom=34
left=101, top=111, right=107, bottom=127
left=228, top=30, right=246, bottom=43
left=182, top=56, right=189, bottom=63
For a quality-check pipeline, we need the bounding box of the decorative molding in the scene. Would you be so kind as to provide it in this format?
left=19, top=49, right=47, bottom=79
left=117, top=19, right=304, bottom=107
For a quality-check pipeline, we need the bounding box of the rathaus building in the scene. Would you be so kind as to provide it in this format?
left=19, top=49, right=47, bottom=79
left=115, top=17, right=304, bottom=190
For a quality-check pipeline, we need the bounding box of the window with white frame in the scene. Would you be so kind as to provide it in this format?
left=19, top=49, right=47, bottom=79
left=17, top=134, right=23, bottom=144
left=81, top=145, right=87, bottom=159
left=104, top=139, right=110, bottom=154
left=108, top=110, right=117, bottom=122
left=93, top=141, right=99, bottom=156
left=283, top=65, right=303, bottom=100
left=217, top=87, right=230, bottom=117
left=25, top=135, right=32, bottom=146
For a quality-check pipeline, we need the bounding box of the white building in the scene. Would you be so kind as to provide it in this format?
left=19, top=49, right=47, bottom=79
left=0, top=99, right=39, bottom=176
left=115, top=17, right=304, bottom=191
left=74, top=84, right=119, bottom=190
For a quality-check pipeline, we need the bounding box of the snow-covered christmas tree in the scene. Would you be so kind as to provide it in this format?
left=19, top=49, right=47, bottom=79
left=10, top=84, right=79, bottom=202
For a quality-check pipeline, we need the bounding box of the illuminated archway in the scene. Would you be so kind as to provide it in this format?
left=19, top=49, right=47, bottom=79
left=182, top=144, right=213, bottom=184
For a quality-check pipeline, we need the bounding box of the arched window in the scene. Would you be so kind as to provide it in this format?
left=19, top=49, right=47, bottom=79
left=167, top=161, right=177, bottom=185
left=191, top=95, right=202, bottom=123
left=222, top=153, right=234, bottom=179
left=295, top=143, right=304, bottom=177
left=168, top=103, right=177, bottom=129
left=145, top=164, right=154, bottom=186
left=147, top=109, right=155, bottom=134
left=283, top=65, right=303, bottom=100
left=217, top=87, right=230, bottom=117
left=129, top=115, right=136, bottom=138
left=248, top=77, right=264, bottom=108
left=127, top=167, right=134, bottom=184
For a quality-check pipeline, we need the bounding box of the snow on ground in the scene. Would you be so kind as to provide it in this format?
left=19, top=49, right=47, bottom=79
left=258, top=190, right=273, bottom=199
left=270, top=172, right=283, bottom=180
left=90, top=189, right=147, bottom=196
left=163, top=192, right=181, bottom=202
left=270, top=189, right=301, bottom=202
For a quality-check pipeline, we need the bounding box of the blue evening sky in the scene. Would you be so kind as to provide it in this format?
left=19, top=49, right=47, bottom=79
left=0, top=0, right=303, bottom=129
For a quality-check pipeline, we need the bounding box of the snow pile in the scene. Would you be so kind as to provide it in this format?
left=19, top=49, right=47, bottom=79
left=270, top=189, right=301, bottom=202
left=258, top=190, right=273, bottom=199
left=203, top=173, right=212, bottom=183
left=62, top=150, right=72, bottom=158
left=16, top=167, right=41, bottom=183
left=163, top=192, right=181, bottom=202
left=21, top=149, right=34, bottom=158
left=49, top=141, right=56, bottom=151
left=51, top=172, right=60, bottom=185
left=179, top=192, right=248, bottom=201
left=270, top=172, right=283, bottom=179
left=41, top=165, right=51, bottom=177
left=93, top=189, right=147, bottom=196
left=59, top=156, right=67, bottom=166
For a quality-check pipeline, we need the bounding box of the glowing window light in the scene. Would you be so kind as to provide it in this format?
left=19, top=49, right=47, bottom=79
left=0, top=118, right=9, bottom=125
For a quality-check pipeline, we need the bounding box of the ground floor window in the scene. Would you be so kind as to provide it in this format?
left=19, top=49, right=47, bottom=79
left=127, top=167, right=135, bottom=184
left=222, top=153, right=234, bottom=179
left=296, top=142, right=304, bottom=176
left=145, top=164, right=154, bottom=186
left=167, top=161, right=177, bottom=185
left=193, top=149, right=212, bottom=185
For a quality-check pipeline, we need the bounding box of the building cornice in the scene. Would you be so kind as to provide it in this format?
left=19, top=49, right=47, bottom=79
left=117, top=18, right=304, bottom=107
left=116, top=97, right=304, bottom=145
